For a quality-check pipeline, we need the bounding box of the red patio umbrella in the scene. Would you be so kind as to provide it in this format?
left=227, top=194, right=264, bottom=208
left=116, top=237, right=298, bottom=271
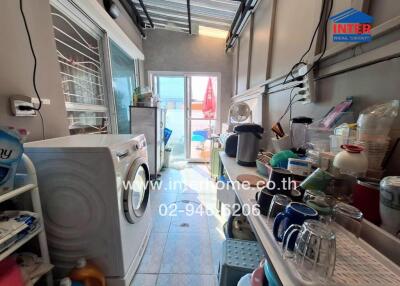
left=202, top=77, right=216, bottom=119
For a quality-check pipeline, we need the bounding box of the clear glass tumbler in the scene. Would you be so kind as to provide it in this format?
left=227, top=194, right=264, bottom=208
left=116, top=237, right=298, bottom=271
left=332, top=202, right=363, bottom=238
left=283, top=220, right=336, bottom=282
left=267, top=194, right=291, bottom=222
left=303, top=190, right=336, bottom=223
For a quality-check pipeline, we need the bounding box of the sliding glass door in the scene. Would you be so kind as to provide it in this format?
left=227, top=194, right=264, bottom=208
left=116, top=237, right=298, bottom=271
left=188, top=76, right=218, bottom=162
left=154, top=76, right=186, bottom=162
left=152, top=73, right=219, bottom=162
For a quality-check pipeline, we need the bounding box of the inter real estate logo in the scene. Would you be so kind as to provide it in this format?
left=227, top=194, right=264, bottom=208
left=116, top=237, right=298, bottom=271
left=330, top=8, right=373, bottom=43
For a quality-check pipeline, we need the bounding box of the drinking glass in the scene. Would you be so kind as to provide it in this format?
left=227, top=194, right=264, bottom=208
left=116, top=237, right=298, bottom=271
left=303, top=190, right=336, bottom=223
left=283, top=220, right=336, bottom=282
left=302, top=189, right=325, bottom=203
left=267, top=194, right=291, bottom=222
left=332, top=202, right=363, bottom=238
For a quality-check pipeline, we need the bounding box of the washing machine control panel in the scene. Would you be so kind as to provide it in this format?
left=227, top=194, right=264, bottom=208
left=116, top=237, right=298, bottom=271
left=133, top=135, right=147, bottom=151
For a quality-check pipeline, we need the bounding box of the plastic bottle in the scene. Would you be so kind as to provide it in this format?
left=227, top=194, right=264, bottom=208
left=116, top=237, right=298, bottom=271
left=69, top=258, right=106, bottom=286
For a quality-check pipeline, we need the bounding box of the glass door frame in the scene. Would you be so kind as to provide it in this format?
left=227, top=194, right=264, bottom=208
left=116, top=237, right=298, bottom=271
left=149, top=71, right=221, bottom=162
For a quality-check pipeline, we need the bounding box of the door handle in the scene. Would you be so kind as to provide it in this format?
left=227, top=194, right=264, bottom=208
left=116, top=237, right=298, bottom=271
left=117, top=150, right=129, bottom=159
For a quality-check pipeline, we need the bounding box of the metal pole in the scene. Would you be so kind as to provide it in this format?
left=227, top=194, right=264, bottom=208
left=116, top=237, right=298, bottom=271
left=138, top=0, right=154, bottom=28
left=187, top=0, right=192, bottom=34
left=119, top=0, right=146, bottom=37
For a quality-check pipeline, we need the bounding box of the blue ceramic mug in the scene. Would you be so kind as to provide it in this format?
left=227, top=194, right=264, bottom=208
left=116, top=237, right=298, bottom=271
left=273, top=202, right=319, bottom=247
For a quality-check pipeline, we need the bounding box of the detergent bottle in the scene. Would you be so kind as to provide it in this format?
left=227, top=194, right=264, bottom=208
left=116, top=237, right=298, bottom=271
left=0, top=127, right=25, bottom=193
left=69, top=258, right=105, bottom=286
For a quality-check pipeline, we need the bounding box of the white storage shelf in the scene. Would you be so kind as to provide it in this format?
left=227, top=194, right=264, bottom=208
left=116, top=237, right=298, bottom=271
left=0, top=226, right=42, bottom=261
left=219, top=152, right=400, bottom=286
left=0, top=183, right=36, bottom=204
left=0, top=154, right=52, bottom=285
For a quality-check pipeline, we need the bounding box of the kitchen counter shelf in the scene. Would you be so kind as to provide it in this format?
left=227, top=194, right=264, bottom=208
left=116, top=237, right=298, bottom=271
left=219, top=151, right=400, bottom=286
left=248, top=198, right=400, bottom=286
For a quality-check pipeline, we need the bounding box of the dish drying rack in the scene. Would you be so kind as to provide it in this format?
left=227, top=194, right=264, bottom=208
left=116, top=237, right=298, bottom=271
left=249, top=199, right=400, bottom=286
left=0, top=154, right=52, bottom=285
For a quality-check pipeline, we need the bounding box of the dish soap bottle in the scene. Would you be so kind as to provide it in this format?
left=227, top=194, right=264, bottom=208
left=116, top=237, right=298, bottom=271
left=69, top=258, right=105, bottom=286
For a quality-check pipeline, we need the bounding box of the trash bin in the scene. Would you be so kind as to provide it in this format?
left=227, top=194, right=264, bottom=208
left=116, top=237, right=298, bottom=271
left=164, top=147, right=172, bottom=168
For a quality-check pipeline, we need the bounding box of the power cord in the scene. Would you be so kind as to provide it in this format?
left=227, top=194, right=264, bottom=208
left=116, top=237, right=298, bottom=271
left=267, top=82, right=304, bottom=95
left=37, top=110, right=45, bottom=140
left=278, top=88, right=296, bottom=122
left=19, top=0, right=42, bottom=111
left=283, top=0, right=329, bottom=84
left=301, top=0, right=334, bottom=78
left=272, top=0, right=332, bottom=89
left=19, top=0, right=46, bottom=139
left=289, top=90, right=297, bottom=123
left=18, top=106, right=45, bottom=139
left=267, top=75, right=304, bottom=90
left=278, top=88, right=303, bottom=123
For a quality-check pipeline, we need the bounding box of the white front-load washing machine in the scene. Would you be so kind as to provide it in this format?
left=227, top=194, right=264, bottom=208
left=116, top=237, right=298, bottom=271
left=25, top=134, right=152, bottom=286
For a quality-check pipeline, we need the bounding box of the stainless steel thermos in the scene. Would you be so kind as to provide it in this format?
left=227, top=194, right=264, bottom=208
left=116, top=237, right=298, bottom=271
left=234, top=123, right=264, bottom=166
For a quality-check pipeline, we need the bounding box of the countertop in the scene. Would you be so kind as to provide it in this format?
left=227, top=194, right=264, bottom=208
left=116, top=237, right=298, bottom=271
left=218, top=151, right=400, bottom=286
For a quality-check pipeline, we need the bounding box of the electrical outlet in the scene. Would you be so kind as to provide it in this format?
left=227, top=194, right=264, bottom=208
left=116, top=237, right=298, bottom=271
left=297, top=65, right=315, bottom=103
left=10, top=96, right=36, bottom=117
left=32, top=98, right=51, bottom=105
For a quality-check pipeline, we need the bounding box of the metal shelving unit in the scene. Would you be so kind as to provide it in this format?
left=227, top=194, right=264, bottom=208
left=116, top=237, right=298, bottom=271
left=0, top=154, right=52, bottom=285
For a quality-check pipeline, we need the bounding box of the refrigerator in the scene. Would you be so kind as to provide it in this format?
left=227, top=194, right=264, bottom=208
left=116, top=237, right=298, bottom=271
left=130, top=106, right=166, bottom=179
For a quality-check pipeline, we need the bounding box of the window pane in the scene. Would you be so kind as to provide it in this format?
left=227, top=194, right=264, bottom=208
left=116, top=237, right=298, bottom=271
left=110, top=40, right=136, bottom=134
left=51, top=6, right=109, bottom=134
left=67, top=111, right=108, bottom=134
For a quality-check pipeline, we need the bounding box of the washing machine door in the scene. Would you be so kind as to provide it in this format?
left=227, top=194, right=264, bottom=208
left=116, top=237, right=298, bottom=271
left=123, top=157, right=150, bottom=224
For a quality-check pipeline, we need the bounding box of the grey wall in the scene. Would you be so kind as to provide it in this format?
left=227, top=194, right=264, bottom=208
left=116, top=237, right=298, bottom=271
left=266, top=58, right=400, bottom=176
left=232, top=0, right=400, bottom=175
left=249, top=0, right=274, bottom=88
left=0, top=0, right=69, bottom=141
left=0, top=0, right=143, bottom=141
left=142, top=29, right=233, bottom=127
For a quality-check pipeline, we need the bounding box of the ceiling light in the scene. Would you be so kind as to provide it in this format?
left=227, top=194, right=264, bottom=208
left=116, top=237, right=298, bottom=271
left=198, top=26, right=228, bottom=39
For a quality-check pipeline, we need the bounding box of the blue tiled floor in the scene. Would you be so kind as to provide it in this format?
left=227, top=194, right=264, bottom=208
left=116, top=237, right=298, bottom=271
left=131, top=164, right=225, bottom=286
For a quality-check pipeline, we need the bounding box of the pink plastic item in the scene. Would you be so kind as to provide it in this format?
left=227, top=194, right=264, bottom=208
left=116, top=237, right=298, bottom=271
left=0, top=257, right=24, bottom=286
left=251, top=266, right=265, bottom=286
